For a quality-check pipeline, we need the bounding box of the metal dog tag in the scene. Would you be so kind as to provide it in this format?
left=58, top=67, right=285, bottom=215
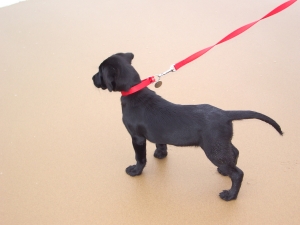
left=155, top=81, right=162, bottom=88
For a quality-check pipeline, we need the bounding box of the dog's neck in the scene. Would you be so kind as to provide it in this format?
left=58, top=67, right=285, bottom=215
left=121, top=76, right=156, bottom=96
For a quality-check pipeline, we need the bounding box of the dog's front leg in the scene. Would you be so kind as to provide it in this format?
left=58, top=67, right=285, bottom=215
left=125, top=136, right=146, bottom=176
left=154, top=144, right=168, bottom=159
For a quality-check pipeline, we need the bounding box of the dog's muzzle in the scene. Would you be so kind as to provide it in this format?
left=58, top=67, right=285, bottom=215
left=92, top=73, right=107, bottom=89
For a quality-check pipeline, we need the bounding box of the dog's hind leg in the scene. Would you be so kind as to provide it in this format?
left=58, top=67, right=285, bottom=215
left=218, top=164, right=244, bottom=201
left=126, top=136, right=147, bottom=176
left=218, top=143, right=239, bottom=176
left=232, top=145, right=239, bottom=165
left=202, top=140, right=244, bottom=201
left=154, top=144, right=168, bottom=159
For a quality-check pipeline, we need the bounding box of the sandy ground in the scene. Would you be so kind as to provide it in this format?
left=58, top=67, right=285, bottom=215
left=1, top=0, right=300, bottom=224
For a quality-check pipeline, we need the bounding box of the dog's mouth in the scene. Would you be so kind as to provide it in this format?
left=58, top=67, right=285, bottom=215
left=92, top=74, right=106, bottom=89
left=92, top=74, right=117, bottom=91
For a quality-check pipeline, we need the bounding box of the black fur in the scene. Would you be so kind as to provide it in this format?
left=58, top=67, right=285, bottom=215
left=92, top=53, right=283, bottom=201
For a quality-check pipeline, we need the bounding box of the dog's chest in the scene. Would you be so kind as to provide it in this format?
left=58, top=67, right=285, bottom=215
left=121, top=100, right=145, bottom=121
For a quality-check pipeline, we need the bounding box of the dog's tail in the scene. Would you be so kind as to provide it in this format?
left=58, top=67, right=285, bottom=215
left=226, top=110, right=283, bottom=135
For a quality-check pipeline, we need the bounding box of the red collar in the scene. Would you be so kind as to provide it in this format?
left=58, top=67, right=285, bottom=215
left=121, top=76, right=156, bottom=96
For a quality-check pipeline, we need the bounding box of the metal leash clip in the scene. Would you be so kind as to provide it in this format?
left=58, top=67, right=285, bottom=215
left=155, top=65, right=176, bottom=88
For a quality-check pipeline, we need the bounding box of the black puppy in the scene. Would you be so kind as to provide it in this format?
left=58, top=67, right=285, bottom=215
left=92, top=53, right=283, bottom=201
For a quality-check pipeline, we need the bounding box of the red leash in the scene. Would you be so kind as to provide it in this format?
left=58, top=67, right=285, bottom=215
left=121, top=0, right=297, bottom=96
left=174, top=0, right=297, bottom=70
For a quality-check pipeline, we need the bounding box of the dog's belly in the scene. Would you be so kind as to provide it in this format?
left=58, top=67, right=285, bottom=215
left=147, top=131, right=201, bottom=146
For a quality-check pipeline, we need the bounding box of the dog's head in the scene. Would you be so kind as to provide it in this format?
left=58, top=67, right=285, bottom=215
left=92, top=53, right=141, bottom=92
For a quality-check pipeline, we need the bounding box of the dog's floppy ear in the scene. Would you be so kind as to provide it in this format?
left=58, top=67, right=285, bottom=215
left=124, top=53, right=134, bottom=64
left=101, top=66, right=116, bottom=92
left=115, top=52, right=134, bottom=64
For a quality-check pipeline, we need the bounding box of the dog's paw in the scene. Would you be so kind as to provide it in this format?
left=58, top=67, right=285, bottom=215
left=125, top=165, right=143, bottom=176
left=154, top=149, right=168, bottom=159
left=219, top=190, right=237, bottom=201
